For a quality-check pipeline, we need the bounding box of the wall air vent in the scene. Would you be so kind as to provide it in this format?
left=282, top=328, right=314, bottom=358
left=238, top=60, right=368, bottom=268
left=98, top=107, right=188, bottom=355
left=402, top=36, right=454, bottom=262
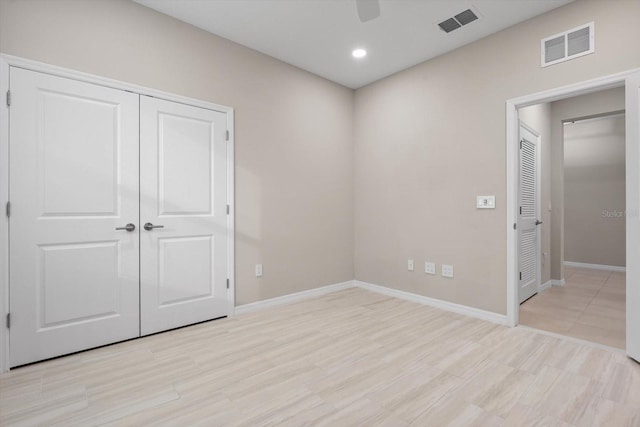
left=541, top=22, right=594, bottom=67
left=437, top=8, right=479, bottom=33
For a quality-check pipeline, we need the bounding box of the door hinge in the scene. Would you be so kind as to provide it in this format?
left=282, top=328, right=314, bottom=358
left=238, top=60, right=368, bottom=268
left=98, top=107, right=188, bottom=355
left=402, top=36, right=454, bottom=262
left=6, top=90, right=10, bottom=107
left=520, top=139, right=523, bottom=149
left=226, top=204, right=230, bottom=215
left=6, top=313, right=10, bottom=329
left=519, top=272, right=522, bottom=281
left=519, top=206, right=522, bottom=215
left=513, top=223, right=517, bottom=230
left=226, top=278, right=230, bottom=289
left=5, top=201, right=10, bottom=218
left=225, top=130, right=229, bottom=141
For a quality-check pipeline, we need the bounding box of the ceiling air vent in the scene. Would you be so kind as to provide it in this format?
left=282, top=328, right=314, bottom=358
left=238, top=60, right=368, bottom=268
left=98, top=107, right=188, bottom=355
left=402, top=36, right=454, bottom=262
left=455, top=9, right=478, bottom=26
left=541, top=22, right=594, bottom=67
left=438, top=8, right=479, bottom=33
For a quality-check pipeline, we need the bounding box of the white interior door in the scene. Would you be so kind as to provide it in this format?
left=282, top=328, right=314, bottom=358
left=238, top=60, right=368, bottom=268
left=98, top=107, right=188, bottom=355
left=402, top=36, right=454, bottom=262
left=518, top=123, right=541, bottom=304
left=9, top=68, right=140, bottom=367
left=626, top=72, right=640, bottom=362
left=140, top=96, right=228, bottom=335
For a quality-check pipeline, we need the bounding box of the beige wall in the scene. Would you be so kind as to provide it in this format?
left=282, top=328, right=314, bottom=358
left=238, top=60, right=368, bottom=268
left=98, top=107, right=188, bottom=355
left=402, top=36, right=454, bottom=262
left=519, top=103, right=552, bottom=284
left=564, top=115, right=626, bottom=267
left=549, top=87, right=625, bottom=278
left=0, top=0, right=355, bottom=305
left=2, top=0, right=639, bottom=316
left=354, top=0, right=640, bottom=314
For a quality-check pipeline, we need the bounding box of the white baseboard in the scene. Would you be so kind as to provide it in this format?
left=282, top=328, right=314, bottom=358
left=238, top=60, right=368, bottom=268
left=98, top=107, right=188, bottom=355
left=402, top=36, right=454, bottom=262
left=564, top=261, right=625, bottom=272
left=538, top=280, right=552, bottom=292
left=234, top=279, right=508, bottom=326
left=550, top=279, right=566, bottom=287
left=354, top=280, right=507, bottom=326
left=233, top=280, right=354, bottom=316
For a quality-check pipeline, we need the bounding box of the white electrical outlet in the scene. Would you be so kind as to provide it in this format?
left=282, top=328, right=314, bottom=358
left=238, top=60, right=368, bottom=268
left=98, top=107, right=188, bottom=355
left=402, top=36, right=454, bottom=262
left=425, top=261, right=436, bottom=275
left=442, top=264, right=454, bottom=278
left=255, top=264, right=263, bottom=277
left=408, top=259, right=414, bottom=271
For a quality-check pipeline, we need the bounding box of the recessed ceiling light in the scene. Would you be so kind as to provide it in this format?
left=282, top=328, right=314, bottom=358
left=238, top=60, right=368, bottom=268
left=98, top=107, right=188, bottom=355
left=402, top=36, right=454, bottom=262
left=352, top=48, right=367, bottom=58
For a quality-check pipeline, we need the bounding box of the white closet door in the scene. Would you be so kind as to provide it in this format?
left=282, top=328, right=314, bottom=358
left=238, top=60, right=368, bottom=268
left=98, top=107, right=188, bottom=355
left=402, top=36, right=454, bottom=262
left=9, top=68, right=140, bottom=367
left=518, top=124, right=541, bottom=304
left=140, top=96, right=228, bottom=335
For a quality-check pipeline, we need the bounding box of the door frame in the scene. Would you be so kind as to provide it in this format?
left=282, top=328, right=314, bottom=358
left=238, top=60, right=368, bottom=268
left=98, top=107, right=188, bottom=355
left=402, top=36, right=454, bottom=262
left=0, top=54, right=236, bottom=373
left=506, top=69, right=640, bottom=355
left=517, top=122, right=542, bottom=303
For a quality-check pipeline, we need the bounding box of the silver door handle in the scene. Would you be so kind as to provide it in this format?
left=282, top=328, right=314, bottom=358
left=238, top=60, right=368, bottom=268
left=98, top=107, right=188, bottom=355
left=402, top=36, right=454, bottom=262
left=116, top=223, right=136, bottom=232
left=535, top=220, right=543, bottom=226
left=144, top=222, right=164, bottom=231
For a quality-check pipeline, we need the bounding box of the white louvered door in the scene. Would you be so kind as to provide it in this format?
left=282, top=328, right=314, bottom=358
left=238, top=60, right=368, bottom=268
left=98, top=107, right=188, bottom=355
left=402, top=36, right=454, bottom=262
left=518, top=124, right=541, bottom=304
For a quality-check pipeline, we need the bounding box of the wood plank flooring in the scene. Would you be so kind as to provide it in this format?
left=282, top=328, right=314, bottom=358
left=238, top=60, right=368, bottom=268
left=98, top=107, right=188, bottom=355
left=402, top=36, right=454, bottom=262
left=520, top=266, right=626, bottom=349
left=1, top=287, right=639, bottom=426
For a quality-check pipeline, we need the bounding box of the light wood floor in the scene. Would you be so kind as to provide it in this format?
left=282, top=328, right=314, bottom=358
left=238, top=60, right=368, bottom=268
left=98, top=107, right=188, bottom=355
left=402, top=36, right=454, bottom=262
left=520, top=266, right=626, bottom=349
left=1, top=288, right=639, bottom=426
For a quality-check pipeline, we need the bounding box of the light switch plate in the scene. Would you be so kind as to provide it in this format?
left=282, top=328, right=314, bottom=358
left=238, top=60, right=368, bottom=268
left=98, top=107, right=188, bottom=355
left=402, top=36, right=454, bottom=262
left=477, top=195, right=496, bottom=209
left=255, top=264, right=263, bottom=277
left=408, top=259, right=414, bottom=271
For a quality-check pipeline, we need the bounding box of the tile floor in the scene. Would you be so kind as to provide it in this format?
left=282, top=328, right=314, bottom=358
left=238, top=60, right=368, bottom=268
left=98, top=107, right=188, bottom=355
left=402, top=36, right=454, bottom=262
left=1, top=287, right=639, bottom=426
left=519, top=266, right=626, bottom=349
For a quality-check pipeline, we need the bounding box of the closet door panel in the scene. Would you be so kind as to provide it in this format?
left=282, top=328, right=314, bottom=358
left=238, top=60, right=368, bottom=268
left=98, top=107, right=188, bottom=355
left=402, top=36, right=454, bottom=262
left=140, top=96, right=228, bottom=335
left=9, top=68, right=140, bottom=367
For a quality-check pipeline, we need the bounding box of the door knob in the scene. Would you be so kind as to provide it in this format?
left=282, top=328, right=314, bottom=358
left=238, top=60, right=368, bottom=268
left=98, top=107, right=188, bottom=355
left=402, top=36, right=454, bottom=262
left=144, top=222, right=165, bottom=231
left=535, top=220, right=543, bottom=226
left=115, top=223, right=136, bottom=232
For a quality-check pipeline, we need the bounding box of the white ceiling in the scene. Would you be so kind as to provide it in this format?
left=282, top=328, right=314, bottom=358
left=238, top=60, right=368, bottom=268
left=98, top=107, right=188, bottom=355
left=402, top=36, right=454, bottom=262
left=134, top=0, right=573, bottom=89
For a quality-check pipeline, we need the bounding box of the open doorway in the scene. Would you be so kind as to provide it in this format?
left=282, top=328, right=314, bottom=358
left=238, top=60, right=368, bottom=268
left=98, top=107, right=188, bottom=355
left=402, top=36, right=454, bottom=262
left=517, top=89, right=626, bottom=349
left=506, top=71, right=640, bottom=362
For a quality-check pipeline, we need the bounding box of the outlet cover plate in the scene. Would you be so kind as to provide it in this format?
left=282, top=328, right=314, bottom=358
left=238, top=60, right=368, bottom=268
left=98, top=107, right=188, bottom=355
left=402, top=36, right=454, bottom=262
left=425, top=261, right=436, bottom=275
left=442, top=264, right=454, bottom=278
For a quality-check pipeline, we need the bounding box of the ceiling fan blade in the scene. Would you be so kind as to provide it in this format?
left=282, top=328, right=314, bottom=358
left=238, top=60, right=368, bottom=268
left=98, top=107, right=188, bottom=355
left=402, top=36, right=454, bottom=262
left=356, top=0, right=380, bottom=23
